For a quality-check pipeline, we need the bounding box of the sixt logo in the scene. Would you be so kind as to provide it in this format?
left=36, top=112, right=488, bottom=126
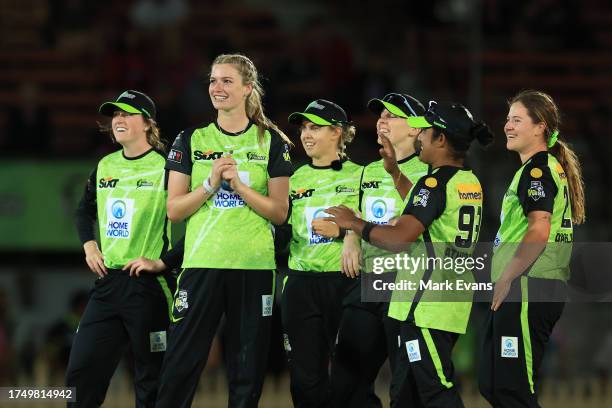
left=335, top=185, right=354, bottom=193
left=362, top=181, right=381, bottom=189
left=194, top=150, right=224, bottom=160
left=99, top=177, right=119, bottom=188
left=247, top=152, right=267, bottom=161
left=137, top=179, right=153, bottom=188
left=290, top=188, right=315, bottom=200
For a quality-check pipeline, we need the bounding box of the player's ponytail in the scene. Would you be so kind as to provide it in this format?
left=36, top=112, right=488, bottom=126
left=145, top=119, right=166, bottom=153
left=212, top=54, right=293, bottom=147
left=337, top=124, right=356, bottom=159
left=510, top=90, right=585, bottom=224
left=550, top=139, right=585, bottom=224
left=471, top=121, right=494, bottom=147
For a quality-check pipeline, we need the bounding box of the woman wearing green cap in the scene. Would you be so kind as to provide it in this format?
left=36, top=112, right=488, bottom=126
left=325, top=100, right=494, bottom=407
left=322, top=93, right=430, bottom=407
left=280, top=99, right=362, bottom=407
left=478, top=90, right=585, bottom=407
left=67, top=90, right=178, bottom=407
left=156, top=54, right=293, bottom=408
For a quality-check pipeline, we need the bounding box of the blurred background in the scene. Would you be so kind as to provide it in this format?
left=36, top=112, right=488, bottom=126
left=1, top=0, right=611, bottom=406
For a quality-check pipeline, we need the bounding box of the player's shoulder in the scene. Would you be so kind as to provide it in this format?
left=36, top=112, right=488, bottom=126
left=521, top=151, right=554, bottom=181
left=418, top=166, right=459, bottom=190
left=98, top=149, right=123, bottom=165
left=342, top=159, right=364, bottom=172
left=292, top=162, right=310, bottom=176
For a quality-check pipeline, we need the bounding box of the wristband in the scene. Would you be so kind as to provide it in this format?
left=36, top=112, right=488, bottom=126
left=202, top=177, right=216, bottom=194
left=337, top=228, right=347, bottom=240
left=362, top=222, right=376, bottom=243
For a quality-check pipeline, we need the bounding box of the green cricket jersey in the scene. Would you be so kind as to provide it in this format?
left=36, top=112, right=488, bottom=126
left=165, top=121, right=293, bottom=269
left=94, top=149, right=170, bottom=269
left=492, top=151, right=573, bottom=282
left=388, top=166, right=484, bottom=334
left=288, top=160, right=363, bottom=272
left=360, top=153, right=429, bottom=273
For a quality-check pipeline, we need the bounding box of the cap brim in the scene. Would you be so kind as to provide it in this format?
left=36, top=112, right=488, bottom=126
left=99, top=102, right=142, bottom=117
left=367, top=99, right=409, bottom=119
left=288, top=112, right=332, bottom=126
left=406, top=116, right=433, bottom=128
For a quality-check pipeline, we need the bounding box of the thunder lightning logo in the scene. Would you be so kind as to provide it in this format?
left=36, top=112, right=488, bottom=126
left=175, top=290, right=189, bottom=312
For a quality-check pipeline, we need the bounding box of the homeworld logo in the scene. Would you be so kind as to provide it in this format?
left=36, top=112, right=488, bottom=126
left=290, top=188, right=315, bottom=200
left=99, top=177, right=119, bottom=188
left=370, top=199, right=388, bottom=221
left=111, top=201, right=126, bottom=218
left=194, top=150, right=224, bottom=160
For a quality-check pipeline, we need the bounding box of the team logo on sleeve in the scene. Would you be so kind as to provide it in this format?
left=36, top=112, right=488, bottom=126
left=283, top=144, right=291, bottom=162
left=527, top=181, right=545, bottom=201
left=413, top=189, right=430, bottom=207
left=168, top=149, right=183, bottom=163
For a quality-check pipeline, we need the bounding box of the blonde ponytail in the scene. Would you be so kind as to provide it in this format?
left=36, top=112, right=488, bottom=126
left=337, top=124, right=356, bottom=159
left=550, top=139, right=586, bottom=224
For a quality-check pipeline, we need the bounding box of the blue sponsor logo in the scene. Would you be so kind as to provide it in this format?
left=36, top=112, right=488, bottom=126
left=371, top=199, right=387, bottom=219
left=111, top=200, right=126, bottom=219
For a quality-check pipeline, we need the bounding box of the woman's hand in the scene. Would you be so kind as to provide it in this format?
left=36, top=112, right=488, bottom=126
left=341, top=232, right=361, bottom=278
left=210, top=157, right=236, bottom=189
left=83, top=240, right=107, bottom=277
left=324, top=205, right=360, bottom=230
left=312, top=218, right=340, bottom=238
left=222, top=164, right=244, bottom=191
left=123, top=257, right=166, bottom=277
left=491, top=277, right=513, bottom=311
left=379, top=134, right=400, bottom=179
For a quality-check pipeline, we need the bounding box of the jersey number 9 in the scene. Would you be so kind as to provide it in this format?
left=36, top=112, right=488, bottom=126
left=455, top=205, right=482, bottom=248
